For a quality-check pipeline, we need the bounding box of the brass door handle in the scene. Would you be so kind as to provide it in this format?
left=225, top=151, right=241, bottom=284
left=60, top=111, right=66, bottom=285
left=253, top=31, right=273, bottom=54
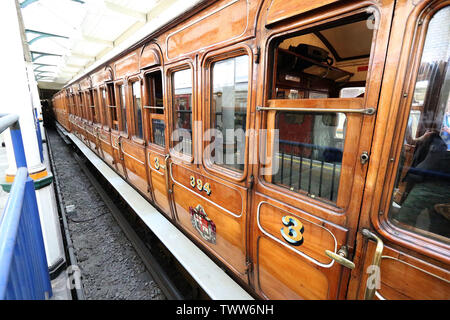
left=361, top=228, right=384, bottom=300
left=325, top=245, right=355, bottom=269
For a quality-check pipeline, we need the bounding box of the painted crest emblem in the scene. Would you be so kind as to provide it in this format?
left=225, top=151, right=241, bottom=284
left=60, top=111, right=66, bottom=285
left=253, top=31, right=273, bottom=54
left=189, top=205, right=216, bottom=244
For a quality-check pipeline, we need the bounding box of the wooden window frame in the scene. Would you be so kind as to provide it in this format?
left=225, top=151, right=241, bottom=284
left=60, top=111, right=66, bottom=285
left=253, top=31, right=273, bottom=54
left=92, top=88, right=101, bottom=126
left=167, top=61, right=195, bottom=163
left=257, top=7, right=381, bottom=213
left=106, top=81, right=119, bottom=133
left=115, top=80, right=129, bottom=138
left=99, top=85, right=110, bottom=130
left=202, top=45, right=253, bottom=182
left=375, top=1, right=450, bottom=261
left=128, top=75, right=146, bottom=145
left=143, top=67, right=166, bottom=149
left=81, top=91, right=89, bottom=121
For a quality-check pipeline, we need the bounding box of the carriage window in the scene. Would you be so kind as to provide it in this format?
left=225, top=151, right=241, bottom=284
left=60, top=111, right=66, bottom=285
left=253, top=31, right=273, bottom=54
left=263, top=12, right=375, bottom=204
left=78, top=93, right=84, bottom=118
left=131, top=81, right=143, bottom=139
left=84, top=92, right=91, bottom=121
left=119, top=84, right=128, bottom=134
left=93, top=89, right=100, bottom=124
left=389, top=6, right=450, bottom=241
left=89, top=90, right=97, bottom=123
left=172, top=68, right=193, bottom=156
left=210, top=55, right=248, bottom=172
left=107, top=83, right=119, bottom=130
left=267, top=112, right=346, bottom=203
left=152, top=119, right=165, bottom=146
left=146, top=70, right=164, bottom=114
left=100, top=87, right=108, bottom=127
left=145, top=70, right=165, bottom=147
left=270, top=13, right=374, bottom=99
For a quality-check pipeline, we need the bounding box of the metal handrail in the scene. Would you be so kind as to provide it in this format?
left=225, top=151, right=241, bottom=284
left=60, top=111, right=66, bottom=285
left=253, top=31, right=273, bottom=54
left=0, top=114, right=52, bottom=300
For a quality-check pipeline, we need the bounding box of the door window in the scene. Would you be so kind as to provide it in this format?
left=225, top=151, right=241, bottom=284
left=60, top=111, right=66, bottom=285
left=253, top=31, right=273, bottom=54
left=263, top=12, right=375, bottom=205
left=131, top=81, right=143, bottom=139
left=388, top=6, right=450, bottom=241
left=145, top=70, right=165, bottom=147
left=209, top=55, right=249, bottom=172
left=172, top=68, right=193, bottom=156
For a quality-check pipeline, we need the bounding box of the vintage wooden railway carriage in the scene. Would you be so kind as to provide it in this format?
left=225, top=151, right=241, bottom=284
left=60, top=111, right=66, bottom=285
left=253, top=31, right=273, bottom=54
left=51, top=0, right=450, bottom=299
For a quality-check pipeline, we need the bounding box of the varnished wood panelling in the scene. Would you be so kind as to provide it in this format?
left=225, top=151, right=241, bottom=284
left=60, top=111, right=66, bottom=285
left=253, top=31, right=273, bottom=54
left=171, top=163, right=244, bottom=217
left=121, top=139, right=148, bottom=195
left=115, top=51, right=139, bottom=78
left=110, top=133, right=126, bottom=177
left=258, top=201, right=340, bottom=265
left=257, top=236, right=329, bottom=299
left=266, top=0, right=340, bottom=26
left=358, top=242, right=450, bottom=300
left=79, top=77, right=91, bottom=90
left=147, top=150, right=171, bottom=216
left=140, top=45, right=161, bottom=69
left=171, top=181, right=248, bottom=277
left=91, top=67, right=113, bottom=87
left=166, top=0, right=249, bottom=59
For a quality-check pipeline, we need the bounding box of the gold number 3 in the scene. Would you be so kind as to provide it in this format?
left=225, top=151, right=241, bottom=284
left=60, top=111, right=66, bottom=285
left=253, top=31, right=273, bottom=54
left=280, top=216, right=304, bottom=246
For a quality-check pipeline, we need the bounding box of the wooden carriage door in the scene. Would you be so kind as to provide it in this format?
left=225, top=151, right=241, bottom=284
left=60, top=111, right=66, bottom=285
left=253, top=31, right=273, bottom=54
left=144, top=67, right=173, bottom=218
left=167, top=49, right=254, bottom=282
left=348, top=0, right=450, bottom=300
left=250, top=0, right=395, bottom=299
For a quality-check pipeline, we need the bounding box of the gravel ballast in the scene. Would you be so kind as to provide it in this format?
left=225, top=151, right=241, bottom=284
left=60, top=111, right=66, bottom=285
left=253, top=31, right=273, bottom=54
left=47, top=129, right=166, bottom=300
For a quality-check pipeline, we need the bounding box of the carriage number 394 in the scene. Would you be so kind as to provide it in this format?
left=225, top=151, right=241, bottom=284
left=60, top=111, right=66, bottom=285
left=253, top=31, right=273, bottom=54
left=190, top=176, right=212, bottom=196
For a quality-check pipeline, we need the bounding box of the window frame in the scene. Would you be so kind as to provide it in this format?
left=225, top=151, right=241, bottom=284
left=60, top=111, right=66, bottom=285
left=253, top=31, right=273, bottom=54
left=128, top=75, right=145, bottom=144
left=82, top=91, right=90, bottom=122
left=87, top=89, right=96, bottom=124
left=257, top=8, right=381, bottom=212
left=106, top=81, right=119, bottom=132
left=98, top=85, right=109, bottom=130
left=202, top=46, right=253, bottom=182
left=376, top=1, right=450, bottom=257
left=167, top=61, right=195, bottom=163
left=143, top=67, right=166, bottom=149
left=115, top=80, right=129, bottom=137
left=92, top=87, right=101, bottom=126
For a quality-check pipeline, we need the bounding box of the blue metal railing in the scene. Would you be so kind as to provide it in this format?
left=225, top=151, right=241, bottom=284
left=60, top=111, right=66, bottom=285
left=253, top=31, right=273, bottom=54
left=0, top=114, right=52, bottom=300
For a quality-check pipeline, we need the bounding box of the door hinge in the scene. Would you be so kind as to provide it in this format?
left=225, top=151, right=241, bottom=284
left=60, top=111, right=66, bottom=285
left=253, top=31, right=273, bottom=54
left=253, top=46, right=260, bottom=64
left=245, top=258, right=253, bottom=275
left=248, top=174, right=254, bottom=190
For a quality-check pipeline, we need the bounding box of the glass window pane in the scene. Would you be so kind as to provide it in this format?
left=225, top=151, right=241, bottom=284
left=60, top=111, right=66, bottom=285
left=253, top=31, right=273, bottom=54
left=267, top=112, right=347, bottom=203
left=132, top=81, right=143, bottom=139
left=210, top=55, right=248, bottom=172
left=101, top=88, right=107, bottom=127
left=388, top=7, right=450, bottom=241
left=173, top=68, right=193, bottom=155
left=120, top=84, right=128, bottom=134
left=152, top=119, right=165, bottom=147
left=107, top=84, right=118, bottom=131
left=146, top=71, right=164, bottom=115
left=271, top=14, right=375, bottom=99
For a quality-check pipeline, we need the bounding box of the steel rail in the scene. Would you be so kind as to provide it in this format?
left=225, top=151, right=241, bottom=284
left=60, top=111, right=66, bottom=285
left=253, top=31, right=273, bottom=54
left=46, top=128, right=85, bottom=300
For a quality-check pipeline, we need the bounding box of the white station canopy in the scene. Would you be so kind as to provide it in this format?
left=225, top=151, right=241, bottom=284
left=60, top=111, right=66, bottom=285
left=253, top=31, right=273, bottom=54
left=20, top=0, right=202, bottom=89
